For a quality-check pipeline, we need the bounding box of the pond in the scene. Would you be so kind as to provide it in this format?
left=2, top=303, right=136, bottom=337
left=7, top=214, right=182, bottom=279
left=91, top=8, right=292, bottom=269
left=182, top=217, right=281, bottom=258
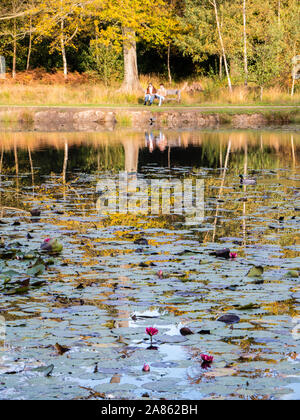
left=0, top=128, right=300, bottom=400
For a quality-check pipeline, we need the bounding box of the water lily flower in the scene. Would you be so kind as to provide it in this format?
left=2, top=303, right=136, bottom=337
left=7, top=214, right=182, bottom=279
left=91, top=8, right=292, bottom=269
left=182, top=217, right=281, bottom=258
left=157, top=270, right=163, bottom=279
left=146, top=327, right=158, bottom=345
left=142, top=364, right=150, bottom=372
left=200, top=354, right=213, bottom=363
left=146, top=327, right=158, bottom=337
left=230, top=252, right=237, bottom=259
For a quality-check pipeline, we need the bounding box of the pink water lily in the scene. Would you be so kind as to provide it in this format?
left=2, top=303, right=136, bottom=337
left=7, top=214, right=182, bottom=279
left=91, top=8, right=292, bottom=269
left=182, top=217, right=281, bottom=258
left=142, top=364, right=150, bottom=372
left=146, top=327, right=158, bottom=336
left=157, top=270, right=163, bottom=279
left=146, top=327, right=158, bottom=345
left=201, top=354, right=214, bottom=363
left=44, top=238, right=51, bottom=242
left=230, top=252, right=237, bottom=259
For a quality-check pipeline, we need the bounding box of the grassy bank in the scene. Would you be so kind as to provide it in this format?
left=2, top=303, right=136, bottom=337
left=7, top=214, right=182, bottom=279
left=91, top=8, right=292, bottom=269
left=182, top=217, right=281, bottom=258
left=0, top=72, right=299, bottom=107
left=0, top=107, right=299, bottom=130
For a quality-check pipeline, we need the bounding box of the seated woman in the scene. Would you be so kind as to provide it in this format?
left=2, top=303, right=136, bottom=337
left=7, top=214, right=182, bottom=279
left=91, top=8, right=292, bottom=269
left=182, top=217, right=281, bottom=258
left=144, top=83, right=157, bottom=106
left=155, top=84, right=167, bottom=107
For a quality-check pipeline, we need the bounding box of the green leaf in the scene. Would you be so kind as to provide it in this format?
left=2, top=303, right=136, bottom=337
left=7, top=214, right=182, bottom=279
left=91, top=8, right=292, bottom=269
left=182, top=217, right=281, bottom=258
left=27, top=264, right=45, bottom=277
left=247, top=266, right=264, bottom=277
left=286, top=270, right=299, bottom=278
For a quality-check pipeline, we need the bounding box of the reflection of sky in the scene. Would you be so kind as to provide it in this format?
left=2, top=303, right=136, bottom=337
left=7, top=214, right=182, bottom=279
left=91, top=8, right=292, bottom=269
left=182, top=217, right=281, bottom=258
left=282, top=378, right=300, bottom=400
left=158, top=343, right=188, bottom=362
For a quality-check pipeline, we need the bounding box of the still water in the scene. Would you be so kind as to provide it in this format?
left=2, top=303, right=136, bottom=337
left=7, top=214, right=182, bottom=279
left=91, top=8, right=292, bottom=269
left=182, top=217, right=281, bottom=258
left=0, top=128, right=299, bottom=400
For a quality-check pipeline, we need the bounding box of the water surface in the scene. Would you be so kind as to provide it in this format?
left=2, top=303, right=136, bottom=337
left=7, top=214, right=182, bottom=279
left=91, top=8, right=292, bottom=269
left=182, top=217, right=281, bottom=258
left=0, top=128, right=300, bottom=400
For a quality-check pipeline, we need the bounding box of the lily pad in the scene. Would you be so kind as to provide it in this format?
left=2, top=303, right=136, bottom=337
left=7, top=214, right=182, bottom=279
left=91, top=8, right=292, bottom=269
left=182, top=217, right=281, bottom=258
left=247, top=266, right=264, bottom=277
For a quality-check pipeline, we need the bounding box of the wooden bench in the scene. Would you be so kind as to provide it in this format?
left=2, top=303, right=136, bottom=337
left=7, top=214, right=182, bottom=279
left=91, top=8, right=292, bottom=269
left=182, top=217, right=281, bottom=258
left=164, top=89, right=181, bottom=103
left=151, top=88, right=181, bottom=105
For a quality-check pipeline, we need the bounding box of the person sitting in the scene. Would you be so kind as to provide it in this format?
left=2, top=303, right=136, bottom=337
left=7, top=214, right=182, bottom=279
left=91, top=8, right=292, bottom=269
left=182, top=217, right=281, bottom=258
left=155, top=84, right=167, bottom=107
left=144, top=83, right=157, bottom=106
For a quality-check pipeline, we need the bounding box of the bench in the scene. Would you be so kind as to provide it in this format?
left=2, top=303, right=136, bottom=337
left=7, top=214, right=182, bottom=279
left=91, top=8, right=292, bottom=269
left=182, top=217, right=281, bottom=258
left=164, top=89, right=181, bottom=103
left=151, top=88, right=181, bottom=105
left=144, top=88, right=181, bottom=106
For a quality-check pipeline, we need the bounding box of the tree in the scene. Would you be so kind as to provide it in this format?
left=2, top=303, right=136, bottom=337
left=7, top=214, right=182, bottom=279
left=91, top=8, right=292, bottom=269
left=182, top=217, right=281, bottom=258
left=176, top=0, right=219, bottom=63
left=89, top=0, right=176, bottom=92
left=242, top=0, right=248, bottom=86
left=89, top=21, right=123, bottom=85
left=279, top=0, right=300, bottom=91
left=0, top=0, right=33, bottom=78
left=162, top=0, right=181, bottom=83
left=210, top=0, right=232, bottom=92
left=176, top=0, right=237, bottom=90
left=35, top=0, right=84, bottom=79
left=249, top=26, right=282, bottom=100
left=25, top=0, right=39, bottom=70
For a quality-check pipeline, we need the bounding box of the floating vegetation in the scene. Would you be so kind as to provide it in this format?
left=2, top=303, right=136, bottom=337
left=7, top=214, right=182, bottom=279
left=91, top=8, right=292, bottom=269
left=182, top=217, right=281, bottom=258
left=0, top=129, right=299, bottom=400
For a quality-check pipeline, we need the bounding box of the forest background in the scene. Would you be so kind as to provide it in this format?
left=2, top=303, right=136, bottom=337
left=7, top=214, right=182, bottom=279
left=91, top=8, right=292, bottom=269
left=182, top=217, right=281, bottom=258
left=0, top=0, right=299, bottom=106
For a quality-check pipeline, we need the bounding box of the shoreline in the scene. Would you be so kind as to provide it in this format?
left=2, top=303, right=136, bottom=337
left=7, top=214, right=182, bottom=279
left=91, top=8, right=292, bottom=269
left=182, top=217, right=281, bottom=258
left=0, top=105, right=299, bottom=131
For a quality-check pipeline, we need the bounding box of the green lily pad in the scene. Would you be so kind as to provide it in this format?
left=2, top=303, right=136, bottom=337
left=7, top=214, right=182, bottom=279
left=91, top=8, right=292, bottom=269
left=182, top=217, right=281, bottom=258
left=286, top=270, right=299, bottom=278
left=247, top=266, right=264, bottom=277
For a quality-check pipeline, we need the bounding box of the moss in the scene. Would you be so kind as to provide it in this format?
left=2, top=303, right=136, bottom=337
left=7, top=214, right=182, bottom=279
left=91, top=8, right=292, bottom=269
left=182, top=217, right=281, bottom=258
left=115, top=111, right=132, bottom=127
left=18, top=110, right=34, bottom=127
left=218, top=113, right=233, bottom=124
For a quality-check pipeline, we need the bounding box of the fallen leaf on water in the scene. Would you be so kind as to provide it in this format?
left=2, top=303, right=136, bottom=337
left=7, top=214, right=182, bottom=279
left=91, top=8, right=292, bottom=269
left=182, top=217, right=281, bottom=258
left=54, top=343, right=70, bottom=355
left=79, top=386, right=106, bottom=400
left=92, top=343, right=119, bottom=348
left=288, top=352, right=298, bottom=360
left=239, top=353, right=261, bottom=361
left=203, top=367, right=237, bottom=378
left=110, top=374, right=121, bottom=384
left=235, top=303, right=261, bottom=310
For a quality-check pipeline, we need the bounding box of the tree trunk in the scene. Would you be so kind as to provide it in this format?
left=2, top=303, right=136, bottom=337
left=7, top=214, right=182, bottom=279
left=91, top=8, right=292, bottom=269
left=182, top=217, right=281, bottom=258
left=167, top=43, right=172, bottom=84
left=291, top=42, right=296, bottom=96
left=260, top=86, right=263, bottom=101
left=278, top=0, right=281, bottom=25
left=121, top=27, right=142, bottom=92
left=291, top=76, right=295, bottom=97
left=61, top=19, right=68, bottom=80
left=219, top=54, right=223, bottom=78
left=211, top=0, right=232, bottom=93
left=104, top=46, right=108, bottom=87
left=0, top=145, right=3, bottom=174
left=26, top=16, right=32, bottom=71
left=243, top=0, right=248, bottom=86
left=12, top=18, right=17, bottom=79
